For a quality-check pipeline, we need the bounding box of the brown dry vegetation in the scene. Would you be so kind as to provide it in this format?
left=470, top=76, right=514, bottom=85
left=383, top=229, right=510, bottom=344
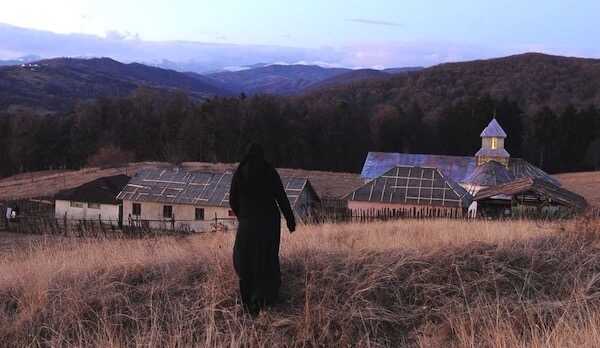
left=556, top=171, right=600, bottom=207
left=1, top=219, right=600, bottom=347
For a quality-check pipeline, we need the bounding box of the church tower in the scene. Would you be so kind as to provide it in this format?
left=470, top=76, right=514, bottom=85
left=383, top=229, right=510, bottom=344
left=475, top=118, right=510, bottom=167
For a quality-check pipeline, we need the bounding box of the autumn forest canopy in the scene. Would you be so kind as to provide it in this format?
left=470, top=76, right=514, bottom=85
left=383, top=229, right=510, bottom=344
left=1, top=85, right=599, bottom=179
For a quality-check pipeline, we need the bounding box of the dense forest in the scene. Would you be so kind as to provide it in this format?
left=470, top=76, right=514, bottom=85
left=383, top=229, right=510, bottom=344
left=1, top=86, right=599, bottom=178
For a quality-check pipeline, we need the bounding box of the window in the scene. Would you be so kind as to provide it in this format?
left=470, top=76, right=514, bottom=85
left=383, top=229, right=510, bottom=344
left=70, top=201, right=84, bottom=208
left=228, top=210, right=235, bottom=217
left=132, top=203, right=141, bottom=216
left=88, top=203, right=101, bottom=209
left=195, top=208, right=205, bottom=221
left=163, top=205, right=173, bottom=219
left=491, top=137, right=498, bottom=150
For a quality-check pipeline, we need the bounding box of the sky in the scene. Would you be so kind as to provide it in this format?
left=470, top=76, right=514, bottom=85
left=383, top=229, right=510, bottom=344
left=1, top=0, right=599, bottom=70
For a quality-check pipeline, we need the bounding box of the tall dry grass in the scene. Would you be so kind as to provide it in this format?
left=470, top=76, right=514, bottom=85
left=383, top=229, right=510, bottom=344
left=0, top=219, right=599, bottom=347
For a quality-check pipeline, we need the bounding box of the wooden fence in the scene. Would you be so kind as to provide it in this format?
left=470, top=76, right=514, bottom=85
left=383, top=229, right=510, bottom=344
left=2, top=215, right=237, bottom=238
left=309, top=206, right=465, bottom=224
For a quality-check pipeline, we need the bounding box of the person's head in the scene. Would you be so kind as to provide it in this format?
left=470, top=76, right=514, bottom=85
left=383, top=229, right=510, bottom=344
left=241, top=142, right=265, bottom=164
left=245, top=142, right=264, bottom=158
left=239, top=142, right=267, bottom=184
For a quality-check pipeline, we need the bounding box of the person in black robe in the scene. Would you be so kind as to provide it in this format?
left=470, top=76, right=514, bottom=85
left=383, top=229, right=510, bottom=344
left=229, top=143, right=296, bottom=315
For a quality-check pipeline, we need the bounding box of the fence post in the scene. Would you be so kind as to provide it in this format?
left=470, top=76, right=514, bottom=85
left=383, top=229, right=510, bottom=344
left=64, top=212, right=68, bottom=237
left=214, top=213, right=218, bottom=233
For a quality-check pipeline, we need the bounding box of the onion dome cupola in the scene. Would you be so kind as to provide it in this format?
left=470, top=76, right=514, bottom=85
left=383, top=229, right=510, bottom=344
left=475, top=118, right=510, bottom=167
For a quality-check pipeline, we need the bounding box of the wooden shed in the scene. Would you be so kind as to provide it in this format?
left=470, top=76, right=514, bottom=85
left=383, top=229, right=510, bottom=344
left=474, top=177, right=588, bottom=218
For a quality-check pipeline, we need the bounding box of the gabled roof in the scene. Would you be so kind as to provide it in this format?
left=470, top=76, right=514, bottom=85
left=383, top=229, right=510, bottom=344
left=475, top=177, right=588, bottom=211
left=464, top=161, right=515, bottom=187
left=347, top=166, right=472, bottom=208
left=481, top=118, right=507, bottom=138
left=116, top=169, right=316, bottom=208
left=55, top=174, right=130, bottom=205
left=361, top=152, right=560, bottom=186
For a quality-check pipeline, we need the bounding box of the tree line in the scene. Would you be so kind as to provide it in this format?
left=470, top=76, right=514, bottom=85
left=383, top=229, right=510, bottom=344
left=1, top=88, right=599, bottom=178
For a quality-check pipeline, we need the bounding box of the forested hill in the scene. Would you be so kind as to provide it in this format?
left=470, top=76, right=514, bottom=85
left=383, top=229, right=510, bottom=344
left=1, top=53, right=600, bottom=178
left=0, top=57, right=233, bottom=114
left=308, top=53, right=600, bottom=118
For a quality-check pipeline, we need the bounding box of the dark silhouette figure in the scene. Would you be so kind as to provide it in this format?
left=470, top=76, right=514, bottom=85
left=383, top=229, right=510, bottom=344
left=229, top=143, right=296, bottom=315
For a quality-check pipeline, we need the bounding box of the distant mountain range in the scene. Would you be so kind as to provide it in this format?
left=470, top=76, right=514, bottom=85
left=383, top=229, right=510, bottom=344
left=204, top=65, right=421, bottom=95
left=0, top=57, right=422, bottom=114
left=0, top=57, right=232, bottom=114
left=2, top=53, right=600, bottom=116
left=0, top=55, right=41, bottom=66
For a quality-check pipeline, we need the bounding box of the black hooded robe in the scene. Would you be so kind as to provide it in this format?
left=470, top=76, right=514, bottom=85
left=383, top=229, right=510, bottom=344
left=229, top=158, right=295, bottom=313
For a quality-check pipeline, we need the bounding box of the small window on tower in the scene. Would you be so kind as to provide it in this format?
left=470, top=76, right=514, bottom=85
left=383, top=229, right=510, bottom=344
left=491, top=138, right=498, bottom=150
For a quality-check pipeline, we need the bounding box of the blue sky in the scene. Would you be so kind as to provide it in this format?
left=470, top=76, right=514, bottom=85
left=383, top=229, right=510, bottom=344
left=1, top=0, right=599, bottom=69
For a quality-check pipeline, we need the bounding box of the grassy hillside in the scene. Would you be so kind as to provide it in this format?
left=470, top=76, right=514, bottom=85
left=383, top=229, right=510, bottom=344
left=1, top=219, right=600, bottom=346
left=556, top=171, right=600, bottom=207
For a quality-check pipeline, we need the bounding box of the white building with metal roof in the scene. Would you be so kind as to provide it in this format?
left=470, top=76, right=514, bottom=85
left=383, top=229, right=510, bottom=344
left=117, top=168, right=320, bottom=232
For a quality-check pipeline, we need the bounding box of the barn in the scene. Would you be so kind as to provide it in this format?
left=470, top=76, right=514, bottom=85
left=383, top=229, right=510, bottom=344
left=359, top=117, right=586, bottom=217
left=117, top=169, right=321, bottom=232
left=474, top=177, right=588, bottom=218
left=346, top=166, right=472, bottom=218
left=54, top=174, right=130, bottom=224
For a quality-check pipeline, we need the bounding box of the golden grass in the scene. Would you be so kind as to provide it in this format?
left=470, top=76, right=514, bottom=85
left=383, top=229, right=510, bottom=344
left=556, top=170, right=600, bottom=207
left=1, top=219, right=600, bottom=347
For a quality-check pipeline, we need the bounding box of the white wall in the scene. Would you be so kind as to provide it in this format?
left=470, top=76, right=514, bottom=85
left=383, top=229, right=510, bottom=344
left=122, top=200, right=236, bottom=232
left=55, top=200, right=120, bottom=223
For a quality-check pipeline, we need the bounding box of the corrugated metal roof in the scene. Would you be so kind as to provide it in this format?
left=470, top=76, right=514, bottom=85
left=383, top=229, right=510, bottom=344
left=464, top=161, right=515, bottom=187
left=116, top=169, right=312, bottom=208
left=475, top=177, right=588, bottom=211
left=347, top=166, right=472, bottom=208
left=480, top=118, right=507, bottom=138
left=361, top=152, right=560, bottom=186
left=175, top=163, right=363, bottom=200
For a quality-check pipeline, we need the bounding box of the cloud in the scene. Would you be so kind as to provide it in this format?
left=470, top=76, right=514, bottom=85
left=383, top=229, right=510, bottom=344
left=104, top=30, right=140, bottom=41
left=345, top=18, right=402, bottom=27
left=2, top=22, right=600, bottom=72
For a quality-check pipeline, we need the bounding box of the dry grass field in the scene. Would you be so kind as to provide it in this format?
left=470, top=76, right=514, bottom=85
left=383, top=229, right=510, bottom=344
left=0, top=163, right=163, bottom=200
left=2, top=219, right=600, bottom=347
left=556, top=171, right=600, bottom=207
